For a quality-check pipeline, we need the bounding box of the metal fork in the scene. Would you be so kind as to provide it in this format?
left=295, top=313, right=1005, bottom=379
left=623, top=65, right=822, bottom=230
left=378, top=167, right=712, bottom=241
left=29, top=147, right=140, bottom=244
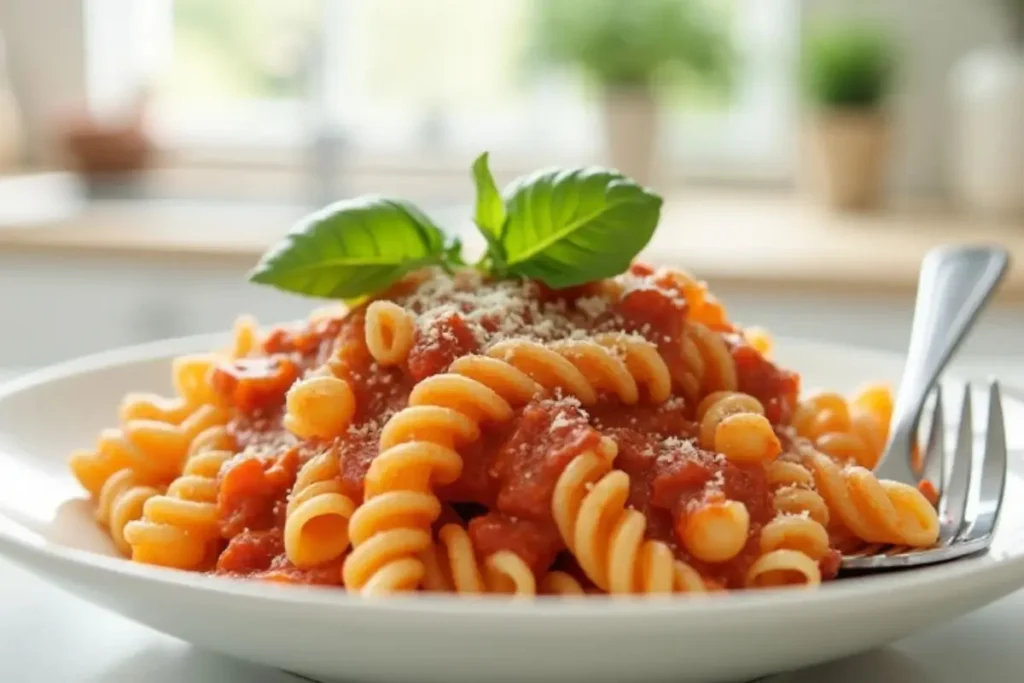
left=841, top=380, right=1007, bottom=570
left=875, top=245, right=1009, bottom=487
left=840, top=244, right=1010, bottom=570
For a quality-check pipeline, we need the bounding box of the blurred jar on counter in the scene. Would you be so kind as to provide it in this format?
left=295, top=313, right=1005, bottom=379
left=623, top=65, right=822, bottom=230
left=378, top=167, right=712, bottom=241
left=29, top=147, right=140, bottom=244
left=0, top=33, right=24, bottom=171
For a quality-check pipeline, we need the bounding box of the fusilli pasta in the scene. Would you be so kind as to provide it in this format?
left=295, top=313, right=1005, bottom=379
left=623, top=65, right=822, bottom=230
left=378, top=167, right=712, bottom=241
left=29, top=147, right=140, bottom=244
left=69, top=262, right=940, bottom=598
left=552, top=438, right=707, bottom=594
left=365, top=300, right=416, bottom=367
left=420, top=523, right=536, bottom=596
left=123, top=433, right=234, bottom=569
left=803, top=450, right=940, bottom=547
left=95, top=469, right=162, bottom=555
left=283, top=375, right=357, bottom=440
left=696, top=391, right=781, bottom=464
left=793, top=387, right=892, bottom=470
left=284, top=451, right=356, bottom=569
left=673, top=322, right=738, bottom=402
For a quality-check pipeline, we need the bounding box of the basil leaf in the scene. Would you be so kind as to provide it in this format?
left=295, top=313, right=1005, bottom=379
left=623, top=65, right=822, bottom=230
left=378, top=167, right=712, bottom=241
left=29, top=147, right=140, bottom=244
left=501, top=167, right=663, bottom=288
left=249, top=195, right=450, bottom=299
left=443, top=237, right=467, bottom=269
left=470, top=152, right=508, bottom=271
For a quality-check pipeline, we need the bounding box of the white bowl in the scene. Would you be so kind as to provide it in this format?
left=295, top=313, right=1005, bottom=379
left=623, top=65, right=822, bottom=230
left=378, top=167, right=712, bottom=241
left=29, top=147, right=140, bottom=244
left=1, top=335, right=1023, bottom=683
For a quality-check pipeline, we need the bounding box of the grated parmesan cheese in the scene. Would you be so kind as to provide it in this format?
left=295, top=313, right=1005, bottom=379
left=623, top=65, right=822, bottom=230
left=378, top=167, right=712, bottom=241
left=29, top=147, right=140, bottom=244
left=394, top=269, right=645, bottom=352
left=550, top=413, right=573, bottom=430
left=706, top=468, right=726, bottom=492
left=576, top=296, right=610, bottom=319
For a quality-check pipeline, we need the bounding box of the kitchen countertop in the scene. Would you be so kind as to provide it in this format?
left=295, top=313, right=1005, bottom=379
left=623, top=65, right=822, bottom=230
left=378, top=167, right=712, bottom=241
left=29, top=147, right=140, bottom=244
left=0, top=173, right=1021, bottom=301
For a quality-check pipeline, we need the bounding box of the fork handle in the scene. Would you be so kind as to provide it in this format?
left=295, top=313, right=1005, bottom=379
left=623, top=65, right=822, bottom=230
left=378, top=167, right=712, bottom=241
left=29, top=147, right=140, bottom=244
left=878, top=245, right=1009, bottom=480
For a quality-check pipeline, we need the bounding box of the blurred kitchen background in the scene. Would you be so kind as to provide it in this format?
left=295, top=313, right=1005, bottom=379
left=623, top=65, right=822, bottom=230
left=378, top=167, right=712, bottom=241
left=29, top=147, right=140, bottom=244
left=0, top=0, right=1022, bottom=377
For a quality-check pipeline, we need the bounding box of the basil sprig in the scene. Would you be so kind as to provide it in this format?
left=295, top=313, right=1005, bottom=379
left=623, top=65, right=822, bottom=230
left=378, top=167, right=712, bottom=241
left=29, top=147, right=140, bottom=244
left=250, top=154, right=663, bottom=298
left=470, top=152, right=508, bottom=274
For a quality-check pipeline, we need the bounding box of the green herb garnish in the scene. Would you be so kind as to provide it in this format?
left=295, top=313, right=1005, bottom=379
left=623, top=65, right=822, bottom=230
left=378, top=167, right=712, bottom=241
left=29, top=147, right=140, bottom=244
left=470, top=152, right=508, bottom=275
left=250, top=155, right=663, bottom=299
left=500, top=166, right=661, bottom=288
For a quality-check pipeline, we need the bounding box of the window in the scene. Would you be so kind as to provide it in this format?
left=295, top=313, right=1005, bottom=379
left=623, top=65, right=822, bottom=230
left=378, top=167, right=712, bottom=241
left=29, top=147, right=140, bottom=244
left=85, top=0, right=799, bottom=180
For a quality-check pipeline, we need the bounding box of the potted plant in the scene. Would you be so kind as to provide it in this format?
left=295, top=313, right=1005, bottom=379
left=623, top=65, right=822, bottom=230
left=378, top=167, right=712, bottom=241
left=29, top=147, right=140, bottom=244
left=531, top=0, right=733, bottom=186
left=802, top=22, right=897, bottom=211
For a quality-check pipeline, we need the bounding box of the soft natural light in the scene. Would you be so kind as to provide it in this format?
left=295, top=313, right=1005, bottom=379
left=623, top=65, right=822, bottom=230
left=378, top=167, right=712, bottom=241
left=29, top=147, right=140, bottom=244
left=84, top=0, right=797, bottom=178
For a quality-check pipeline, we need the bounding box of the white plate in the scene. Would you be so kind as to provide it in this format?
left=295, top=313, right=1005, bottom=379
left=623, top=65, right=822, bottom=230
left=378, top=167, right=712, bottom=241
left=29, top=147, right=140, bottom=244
left=1, top=335, right=1023, bottom=683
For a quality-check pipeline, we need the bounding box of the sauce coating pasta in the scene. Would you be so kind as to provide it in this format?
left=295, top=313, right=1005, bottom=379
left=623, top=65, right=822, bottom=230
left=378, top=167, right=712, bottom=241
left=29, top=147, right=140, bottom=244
left=69, top=264, right=938, bottom=595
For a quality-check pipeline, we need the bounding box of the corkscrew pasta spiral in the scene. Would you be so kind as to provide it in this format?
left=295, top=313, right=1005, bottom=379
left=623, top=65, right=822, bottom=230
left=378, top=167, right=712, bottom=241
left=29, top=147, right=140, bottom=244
left=587, top=334, right=673, bottom=403
left=342, top=411, right=469, bottom=593
left=229, top=315, right=260, bottom=359
left=109, top=356, right=221, bottom=433
left=420, top=524, right=536, bottom=596
left=73, top=354, right=228, bottom=501
left=487, top=337, right=670, bottom=406
left=118, top=393, right=192, bottom=425
left=696, top=391, right=781, bottom=464
left=365, top=300, right=416, bottom=367
left=67, top=263, right=939, bottom=595
left=539, top=570, right=587, bottom=596
left=69, top=404, right=229, bottom=496
left=766, top=459, right=830, bottom=526
left=552, top=439, right=707, bottom=594
left=673, top=322, right=738, bottom=402
left=95, top=469, right=162, bottom=555
left=75, top=352, right=230, bottom=498
left=746, top=550, right=822, bottom=588
left=123, top=428, right=235, bottom=569
left=344, top=351, right=555, bottom=593
left=283, top=375, right=357, bottom=440
left=172, top=355, right=223, bottom=408
left=803, top=449, right=939, bottom=547
left=284, top=451, right=356, bottom=569
left=749, top=460, right=831, bottom=588
left=793, top=388, right=892, bottom=470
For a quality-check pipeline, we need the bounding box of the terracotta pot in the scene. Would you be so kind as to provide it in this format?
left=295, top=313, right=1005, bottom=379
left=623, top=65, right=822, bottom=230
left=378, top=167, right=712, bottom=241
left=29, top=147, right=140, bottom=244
left=601, top=87, right=658, bottom=186
left=805, top=110, right=889, bottom=211
left=61, top=123, right=152, bottom=177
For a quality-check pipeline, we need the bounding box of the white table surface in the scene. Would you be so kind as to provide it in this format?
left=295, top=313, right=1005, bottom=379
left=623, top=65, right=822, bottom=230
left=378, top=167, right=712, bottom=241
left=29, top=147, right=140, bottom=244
left=3, top=359, right=1024, bottom=683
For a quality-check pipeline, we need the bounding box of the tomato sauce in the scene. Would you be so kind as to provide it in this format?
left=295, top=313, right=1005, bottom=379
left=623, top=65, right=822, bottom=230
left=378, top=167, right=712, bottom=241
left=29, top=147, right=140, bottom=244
left=263, top=315, right=344, bottom=368
left=407, top=311, right=481, bottom=381
left=468, top=514, right=565, bottom=575
left=606, top=428, right=776, bottom=588
left=213, top=445, right=348, bottom=584
left=212, top=312, right=415, bottom=581
left=211, top=357, right=299, bottom=414
left=216, top=447, right=298, bottom=539
left=450, top=398, right=601, bottom=574
left=204, top=269, right=816, bottom=588
left=727, top=335, right=800, bottom=425
left=603, top=427, right=679, bottom=544
left=327, top=311, right=415, bottom=503
left=228, top=409, right=289, bottom=452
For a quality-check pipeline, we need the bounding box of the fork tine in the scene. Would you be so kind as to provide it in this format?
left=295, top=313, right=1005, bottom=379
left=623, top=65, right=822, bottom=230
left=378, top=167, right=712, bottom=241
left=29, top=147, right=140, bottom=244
left=962, top=382, right=1007, bottom=542
left=940, top=383, right=973, bottom=538
left=921, top=385, right=946, bottom=497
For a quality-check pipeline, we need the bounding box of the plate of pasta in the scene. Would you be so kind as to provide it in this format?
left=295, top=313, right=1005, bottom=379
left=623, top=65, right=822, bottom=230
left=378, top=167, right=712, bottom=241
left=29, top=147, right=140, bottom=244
left=1, top=156, right=1023, bottom=683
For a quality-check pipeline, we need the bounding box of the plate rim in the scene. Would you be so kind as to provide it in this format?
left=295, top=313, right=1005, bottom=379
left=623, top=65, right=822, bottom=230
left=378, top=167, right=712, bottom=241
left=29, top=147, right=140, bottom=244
left=2, top=331, right=1023, bottom=620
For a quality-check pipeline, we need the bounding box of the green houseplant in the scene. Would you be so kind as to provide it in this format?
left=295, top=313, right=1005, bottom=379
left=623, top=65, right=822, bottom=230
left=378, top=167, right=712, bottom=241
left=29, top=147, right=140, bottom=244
left=531, top=0, right=733, bottom=185
left=802, top=22, right=897, bottom=211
